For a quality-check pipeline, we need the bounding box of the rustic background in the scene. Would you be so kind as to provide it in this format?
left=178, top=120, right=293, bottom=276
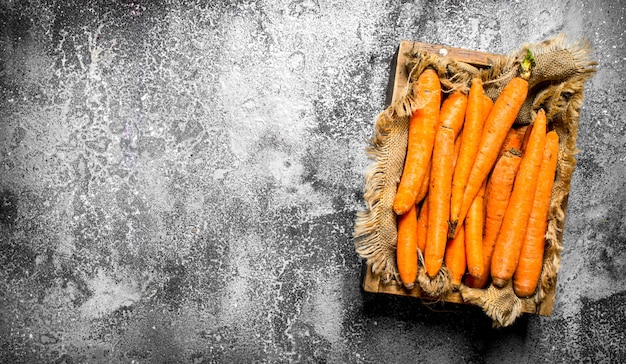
left=1, top=1, right=624, bottom=363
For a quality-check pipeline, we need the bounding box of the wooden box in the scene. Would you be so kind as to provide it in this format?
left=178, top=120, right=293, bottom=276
left=361, top=41, right=556, bottom=316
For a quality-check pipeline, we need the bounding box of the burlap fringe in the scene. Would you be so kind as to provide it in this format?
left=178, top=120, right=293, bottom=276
left=460, top=282, right=523, bottom=328
left=354, top=34, right=596, bottom=326
left=418, top=265, right=453, bottom=298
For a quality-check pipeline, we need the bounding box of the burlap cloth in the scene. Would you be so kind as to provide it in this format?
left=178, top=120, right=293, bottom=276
left=353, top=34, right=596, bottom=327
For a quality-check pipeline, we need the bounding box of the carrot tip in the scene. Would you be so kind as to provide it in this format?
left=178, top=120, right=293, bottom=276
left=514, top=289, right=533, bottom=298
left=393, top=202, right=410, bottom=216
left=403, top=282, right=415, bottom=290
left=491, top=277, right=508, bottom=288
left=418, top=266, right=453, bottom=297
left=513, top=283, right=536, bottom=298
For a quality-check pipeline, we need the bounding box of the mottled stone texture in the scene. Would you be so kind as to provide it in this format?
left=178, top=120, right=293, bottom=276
left=0, top=0, right=624, bottom=363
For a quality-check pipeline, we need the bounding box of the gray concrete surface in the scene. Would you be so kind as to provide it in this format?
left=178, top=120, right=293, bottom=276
left=0, top=1, right=624, bottom=363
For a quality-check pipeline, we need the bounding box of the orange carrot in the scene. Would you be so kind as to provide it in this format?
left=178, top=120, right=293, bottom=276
left=419, top=95, right=464, bottom=208
left=473, top=148, right=522, bottom=288
left=454, top=52, right=534, bottom=233
left=445, top=224, right=466, bottom=289
left=513, top=130, right=559, bottom=297
left=450, top=79, right=486, bottom=233
left=465, top=181, right=486, bottom=279
left=424, top=92, right=467, bottom=278
left=491, top=109, right=547, bottom=287
left=393, top=69, right=442, bottom=215
left=397, top=203, right=419, bottom=289
left=440, top=91, right=468, bottom=136
left=416, top=198, right=429, bottom=255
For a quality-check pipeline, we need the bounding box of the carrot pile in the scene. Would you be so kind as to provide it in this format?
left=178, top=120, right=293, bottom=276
left=394, top=50, right=560, bottom=297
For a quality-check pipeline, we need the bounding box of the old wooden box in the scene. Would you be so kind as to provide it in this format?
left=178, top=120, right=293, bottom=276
left=360, top=40, right=557, bottom=316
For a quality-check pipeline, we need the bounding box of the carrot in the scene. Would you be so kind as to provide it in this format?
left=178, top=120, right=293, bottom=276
left=453, top=51, right=534, bottom=233
left=396, top=203, right=419, bottom=289
left=417, top=130, right=463, bottom=264
left=445, top=224, right=466, bottom=289
left=424, top=92, right=467, bottom=278
left=465, top=181, right=486, bottom=279
left=416, top=198, right=429, bottom=255
left=491, top=109, right=547, bottom=287
left=415, top=125, right=458, bottom=206
left=450, top=79, right=487, bottom=232
left=473, top=148, right=522, bottom=288
left=440, top=91, right=467, bottom=136
left=513, top=130, right=559, bottom=297
left=393, top=69, right=442, bottom=215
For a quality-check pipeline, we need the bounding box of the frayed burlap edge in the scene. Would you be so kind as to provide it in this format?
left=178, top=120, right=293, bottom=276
left=460, top=282, right=523, bottom=328
left=418, top=265, right=453, bottom=298
left=354, top=34, right=596, bottom=326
